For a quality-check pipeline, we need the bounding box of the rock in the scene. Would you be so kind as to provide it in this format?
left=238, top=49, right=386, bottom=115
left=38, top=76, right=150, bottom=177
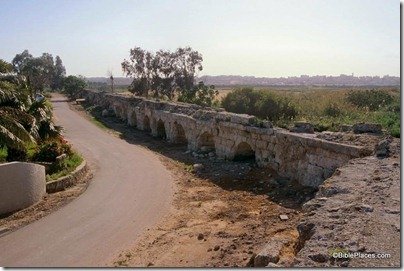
left=375, top=137, right=393, bottom=158
left=192, top=152, right=198, bottom=157
left=102, top=109, right=109, bottom=117
left=254, top=240, right=284, bottom=267
left=308, top=253, right=329, bottom=263
left=214, top=245, right=220, bottom=251
left=384, top=208, right=400, bottom=214
left=183, top=150, right=191, bottom=154
left=279, top=215, right=289, bottom=221
left=340, top=124, right=352, bottom=132
left=0, top=227, right=8, bottom=235
left=352, top=122, right=382, bottom=134
left=360, top=204, right=374, bottom=212
left=198, top=154, right=205, bottom=158
left=289, top=122, right=315, bottom=134
left=55, top=153, right=67, bottom=162
left=268, top=178, right=279, bottom=186
left=193, top=164, right=204, bottom=171
left=200, top=146, right=208, bottom=152
left=208, top=152, right=215, bottom=157
left=197, top=233, right=204, bottom=240
left=266, top=262, right=281, bottom=267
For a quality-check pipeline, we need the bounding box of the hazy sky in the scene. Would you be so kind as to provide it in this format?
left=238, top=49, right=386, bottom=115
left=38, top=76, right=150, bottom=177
left=0, top=0, right=400, bottom=77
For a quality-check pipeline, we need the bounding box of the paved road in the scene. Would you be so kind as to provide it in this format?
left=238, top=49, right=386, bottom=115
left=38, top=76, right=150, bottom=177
left=0, top=95, right=173, bottom=267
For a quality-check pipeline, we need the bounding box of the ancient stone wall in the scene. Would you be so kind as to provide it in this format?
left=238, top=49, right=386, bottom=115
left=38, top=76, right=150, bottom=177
left=81, top=90, right=368, bottom=188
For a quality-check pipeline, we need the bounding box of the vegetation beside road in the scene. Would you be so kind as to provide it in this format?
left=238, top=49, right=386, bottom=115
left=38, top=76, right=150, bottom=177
left=221, top=86, right=400, bottom=137
left=0, top=51, right=84, bottom=181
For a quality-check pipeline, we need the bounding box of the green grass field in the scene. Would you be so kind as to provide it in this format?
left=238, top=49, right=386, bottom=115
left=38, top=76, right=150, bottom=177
left=218, top=86, right=400, bottom=137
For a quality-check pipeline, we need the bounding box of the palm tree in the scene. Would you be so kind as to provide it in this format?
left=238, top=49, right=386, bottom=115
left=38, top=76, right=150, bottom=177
left=28, top=99, right=62, bottom=141
left=0, top=58, right=62, bottom=161
left=0, top=88, right=36, bottom=151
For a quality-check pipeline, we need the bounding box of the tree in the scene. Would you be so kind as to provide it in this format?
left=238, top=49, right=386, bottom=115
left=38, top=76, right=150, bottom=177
left=12, top=49, right=32, bottom=74
left=62, top=75, right=87, bottom=98
left=221, top=88, right=298, bottom=122
left=12, top=51, right=67, bottom=94
left=0, top=58, right=62, bottom=161
left=121, top=47, right=153, bottom=97
left=28, top=99, right=62, bottom=141
left=0, top=59, right=13, bottom=74
left=178, top=81, right=218, bottom=107
left=121, top=46, right=208, bottom=101
left=107, top=70, right=114, bottom=93
left=23, top=54, right=56, bottom=95
left=51, top=56, right=66, bottom=90
left=0, top=87, right=36, bottom=152
left=172, top=47, right=203, bottom=92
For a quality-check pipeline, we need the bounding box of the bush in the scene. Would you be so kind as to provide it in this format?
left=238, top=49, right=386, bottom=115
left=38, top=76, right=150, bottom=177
left=323, top=103, right=343, bottom=117
left=346, top=89, right=393, bottom=111
left=47, top=153, right=83, bottom=180
left=221, top=88, right=298, bottom=122
left=6, top=148, right=27, bottom=162
left=373, top=110, right=400, bottom=138
left=178, top=81, right=219, bottom=107
left=32, top=136, right=72, bottom=162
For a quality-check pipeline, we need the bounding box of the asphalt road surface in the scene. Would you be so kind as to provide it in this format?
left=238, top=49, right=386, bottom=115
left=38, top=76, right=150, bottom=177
left=0, top=95, right=173, bottom=267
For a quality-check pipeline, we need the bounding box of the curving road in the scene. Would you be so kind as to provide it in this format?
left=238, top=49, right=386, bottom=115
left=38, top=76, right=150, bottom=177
left=0, top=94, right=173, bottom=267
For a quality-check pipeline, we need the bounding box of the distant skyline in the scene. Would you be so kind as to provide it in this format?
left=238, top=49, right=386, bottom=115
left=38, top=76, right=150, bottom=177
left=0, top=0, right=400, bottom=77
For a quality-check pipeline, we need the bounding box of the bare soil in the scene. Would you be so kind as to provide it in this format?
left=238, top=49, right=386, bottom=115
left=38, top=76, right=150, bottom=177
left=73, top=104, right=317, bottom=267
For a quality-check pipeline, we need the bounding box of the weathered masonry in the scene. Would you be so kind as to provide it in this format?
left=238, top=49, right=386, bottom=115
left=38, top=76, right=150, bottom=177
left=81, top=90, right=368, bottom=188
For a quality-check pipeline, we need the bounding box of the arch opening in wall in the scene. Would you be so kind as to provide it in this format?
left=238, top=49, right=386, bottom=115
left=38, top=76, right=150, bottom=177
left=157, top=119, right=167, bottom=139
left=143, top=115, right=151, bottom=132
left=174, top=123, right=187, bottom=144
left=197, top=131, right=215, bottom=152
left=120, top=107, right=127, bottom=120
left=113, top=105, right=120, bottom=117
left=233, top=142, right=255, bottom=162
left=128, top=111, right=137, bottom=127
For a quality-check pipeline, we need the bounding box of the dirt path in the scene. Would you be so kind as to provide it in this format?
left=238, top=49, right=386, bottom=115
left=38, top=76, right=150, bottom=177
left=0, top=95, right=173, bottom=267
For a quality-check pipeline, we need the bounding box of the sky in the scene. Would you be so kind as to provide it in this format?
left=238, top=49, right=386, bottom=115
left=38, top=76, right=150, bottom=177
left=0, top=0, right=400, bottom=78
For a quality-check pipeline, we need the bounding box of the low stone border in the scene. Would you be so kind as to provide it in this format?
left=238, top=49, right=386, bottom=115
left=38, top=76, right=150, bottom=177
left=46, top=160, right=88, bottom=193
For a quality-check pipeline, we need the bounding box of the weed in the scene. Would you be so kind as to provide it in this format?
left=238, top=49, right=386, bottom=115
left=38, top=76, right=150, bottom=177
left=174, top=161, right=193, bottom=172
left=47, top=153, right=83, bottom=181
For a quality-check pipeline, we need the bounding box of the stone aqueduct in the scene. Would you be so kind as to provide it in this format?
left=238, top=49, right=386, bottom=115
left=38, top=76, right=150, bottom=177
left=81, top=90, right=367, bottom=188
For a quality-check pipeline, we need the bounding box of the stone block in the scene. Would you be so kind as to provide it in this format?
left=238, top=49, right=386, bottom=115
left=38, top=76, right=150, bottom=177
left=254, top=240, right=284, bottom=267
left=289, top=122, right=315, bottom=134
left=352, top=122, right=382, bottom=134
left=255, top=140, right=268, bottom=149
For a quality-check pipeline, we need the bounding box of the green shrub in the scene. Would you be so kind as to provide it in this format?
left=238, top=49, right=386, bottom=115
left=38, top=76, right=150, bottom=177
left=373, top=110, right=400, bottom=138
left=178, top=81, right=219, bottom=107
left=47, top=153, right=83, bottom=180
left=32, top=136, right=72, bottom=162
left=346, top=89, right=393, bottom=111
left=0, top=148, right=6, bottom=162
left=323, top=103, right=343, bottom=117
left=6, top=148, right=27, bottom=162
left=221, top=88, right=298, bottom=122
